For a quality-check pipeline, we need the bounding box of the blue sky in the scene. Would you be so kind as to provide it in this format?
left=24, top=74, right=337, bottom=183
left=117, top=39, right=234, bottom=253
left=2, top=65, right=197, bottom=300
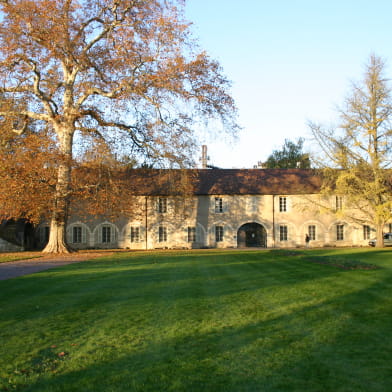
left=185, top=0, right=392, bottom=168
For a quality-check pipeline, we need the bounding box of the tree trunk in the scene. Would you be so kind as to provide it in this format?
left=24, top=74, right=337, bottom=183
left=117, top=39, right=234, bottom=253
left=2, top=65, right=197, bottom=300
left=375, top=222, right=385, bottom=248
left=43, top=129, right=74, bottom=254
left=44, top=217, right=73, bottom=253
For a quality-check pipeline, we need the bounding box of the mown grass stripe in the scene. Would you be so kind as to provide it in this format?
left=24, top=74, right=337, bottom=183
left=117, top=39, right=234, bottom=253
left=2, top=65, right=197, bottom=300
left=0, top=248, right=391, bottom=391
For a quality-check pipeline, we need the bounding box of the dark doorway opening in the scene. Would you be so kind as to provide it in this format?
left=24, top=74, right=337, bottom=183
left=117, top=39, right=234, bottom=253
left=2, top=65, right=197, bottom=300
left=0, top=219, right=37, bottom=250
left=237, top=223, right=267, bottom=248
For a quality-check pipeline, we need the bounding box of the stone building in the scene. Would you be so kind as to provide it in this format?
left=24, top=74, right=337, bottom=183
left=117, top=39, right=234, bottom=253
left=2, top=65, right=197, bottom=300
left=31, top=168, right=380, bottom=250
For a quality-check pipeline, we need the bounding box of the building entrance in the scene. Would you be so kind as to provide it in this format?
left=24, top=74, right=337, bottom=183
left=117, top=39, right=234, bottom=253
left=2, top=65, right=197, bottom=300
left=237, top=223, right=267, bottom=248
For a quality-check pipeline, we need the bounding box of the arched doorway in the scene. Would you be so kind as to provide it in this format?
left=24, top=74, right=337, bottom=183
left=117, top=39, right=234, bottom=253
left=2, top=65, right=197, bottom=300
left=237, top=223, right=267, bottom=248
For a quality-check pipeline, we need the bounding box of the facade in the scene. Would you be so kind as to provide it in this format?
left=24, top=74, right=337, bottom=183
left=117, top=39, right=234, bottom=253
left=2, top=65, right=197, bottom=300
left=30, top=168, right=382, bottom=250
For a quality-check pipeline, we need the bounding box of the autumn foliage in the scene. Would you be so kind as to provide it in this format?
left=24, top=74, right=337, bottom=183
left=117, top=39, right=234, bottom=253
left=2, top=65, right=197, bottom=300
left=0, top=0, right=238, bottom=252
left=310, top=55, right=392, bottom=247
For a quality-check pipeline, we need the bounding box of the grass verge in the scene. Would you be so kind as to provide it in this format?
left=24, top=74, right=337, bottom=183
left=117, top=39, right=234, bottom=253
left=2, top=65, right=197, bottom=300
left=0, top=252, right=42, bottom=263
left=0, top=248, right=391, bottom=391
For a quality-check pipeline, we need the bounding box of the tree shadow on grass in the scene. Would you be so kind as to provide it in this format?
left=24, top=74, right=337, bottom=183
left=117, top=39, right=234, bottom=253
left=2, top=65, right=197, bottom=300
left=0, top=250, right=348, bottom=326
left=1, top=249, right=391, bottom=391
left=16, top=267, right=392, bottom=392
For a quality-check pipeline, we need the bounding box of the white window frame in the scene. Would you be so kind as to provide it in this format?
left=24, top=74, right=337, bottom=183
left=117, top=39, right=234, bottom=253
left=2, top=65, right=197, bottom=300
left=72, top=226, right=82, bottom=244
left=102, top=225, right=111, bottom=243
left=363, top=225, right=371, bottom=240
left=157, top=197, right=167, bottom=213
left=279, top=225, right=288, bottom=241
left=336, top=224, right=344, bottom=241
left=215, top=226, right=224, bottom=242
left=130, top=226, right=140, bottom=243
left=187, top=227, right=196, bottom=242
left=308, top=225, right=316, bottom=241
left=215, top=197, right=223, bottom=213
left=336, top=196, right=343, bottom=211
left=279, top=196, right=287, bottom=212
left=158, top=226, right=167, bottom=242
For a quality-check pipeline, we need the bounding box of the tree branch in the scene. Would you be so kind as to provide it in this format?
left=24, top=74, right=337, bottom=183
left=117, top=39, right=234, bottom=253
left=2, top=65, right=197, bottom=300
left=76, top=86, right=123, bottom=107
left=80, top=108, right=145, bottom=147
left=28, top=60, right=58, bottom=117
left=0, top=110, right=51, bottom=123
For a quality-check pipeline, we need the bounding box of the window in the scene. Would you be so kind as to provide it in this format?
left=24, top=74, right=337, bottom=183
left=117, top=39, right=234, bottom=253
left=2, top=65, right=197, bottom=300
left=336, top=224, right=344, bottom=241
left=130, top=227, right=140, bottom=243
left=363, top=225, right=371, bottom=240
left=188, top=227, right=196, bottom=242
left=102, top=226, right=111, bottom=243
left=72, top=226, right=82, bottom=243
left=215, top=226, right=223, bottom=242
left=158, top=226, right=167, bottom=242
left=279, top=225, right=288, bottom=241
left=279, top=197, right=287, bottom=212
left=158, top=197, right=167, bottom=213
left=336, top=196, right=343, bottom=211
left=215, top=197, right=223, bottom=213
left=308, top=225, right=316, bottom=241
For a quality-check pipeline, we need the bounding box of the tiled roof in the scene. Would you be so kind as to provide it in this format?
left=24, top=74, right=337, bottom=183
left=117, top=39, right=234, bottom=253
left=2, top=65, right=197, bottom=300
left=126, top=168, right=322, bottom=195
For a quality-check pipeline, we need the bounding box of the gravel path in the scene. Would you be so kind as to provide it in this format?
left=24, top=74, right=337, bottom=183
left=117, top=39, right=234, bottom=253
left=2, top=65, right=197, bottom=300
left=0, top=252, right=110, bottom=281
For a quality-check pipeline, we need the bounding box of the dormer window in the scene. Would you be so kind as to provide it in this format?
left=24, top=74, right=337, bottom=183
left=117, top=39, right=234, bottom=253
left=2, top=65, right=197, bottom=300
left=158, top=197, right=167, bottom=213
left=215, top=197, right=223, bottom=213
left=336, top=196, right=343, bottom=211
left=279, top=196, right=287, bottom=212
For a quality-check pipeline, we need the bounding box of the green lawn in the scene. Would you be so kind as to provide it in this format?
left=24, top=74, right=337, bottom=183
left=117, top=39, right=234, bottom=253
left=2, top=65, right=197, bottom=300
left=0, top=248, right=391, bottom=391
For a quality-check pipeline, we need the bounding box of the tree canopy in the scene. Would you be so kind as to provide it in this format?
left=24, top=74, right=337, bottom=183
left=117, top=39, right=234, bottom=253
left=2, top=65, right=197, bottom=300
left=309, top=54, right=392, bottom=247
left=0, top=0, right=239, bottom=252
left=263, top=138, right=311, bottom=169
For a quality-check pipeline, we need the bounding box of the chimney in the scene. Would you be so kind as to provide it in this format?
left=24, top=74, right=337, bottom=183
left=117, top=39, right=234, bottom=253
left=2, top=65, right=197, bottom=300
left=201, top=145, right=209, bottom=169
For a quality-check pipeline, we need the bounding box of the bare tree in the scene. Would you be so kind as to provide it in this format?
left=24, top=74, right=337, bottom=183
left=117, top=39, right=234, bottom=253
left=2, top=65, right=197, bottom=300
left=0, top=0, right=238, bottom=253
left=309, top=55, right=392, bottom=247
